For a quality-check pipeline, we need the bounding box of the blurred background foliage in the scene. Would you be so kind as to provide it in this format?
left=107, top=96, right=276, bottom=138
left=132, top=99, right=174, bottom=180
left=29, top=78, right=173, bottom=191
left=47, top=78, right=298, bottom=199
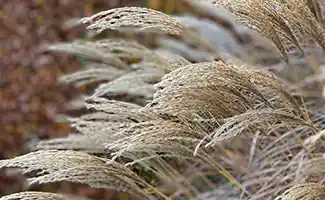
left=147, top=0, right=182, bottom=14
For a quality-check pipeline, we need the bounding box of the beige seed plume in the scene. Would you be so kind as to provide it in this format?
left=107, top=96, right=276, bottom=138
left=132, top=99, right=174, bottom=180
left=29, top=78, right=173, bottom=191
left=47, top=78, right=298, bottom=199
left=35, top=98, right=162, bottom=153
left=47, top=38, right=171, bottom=105
left=298, top=156, right=325, bottom=180
left=106, top=119, right=206, bottom=158
left=147, top=61, right=301, bottom=119
left=0, top=150, right=152, bottom=199
left=80, top=7, right=184, bottom=35
left=275, top=184, right=325, bottom=200
left=46, top=39, right=169, bottom=70
left=46, top=41, right=128, bottom=69
left=202, top=0, right=325, bottom=63
left=0, top=192, right=91, bottom=200
left=34, top=134, right=105, bottom=153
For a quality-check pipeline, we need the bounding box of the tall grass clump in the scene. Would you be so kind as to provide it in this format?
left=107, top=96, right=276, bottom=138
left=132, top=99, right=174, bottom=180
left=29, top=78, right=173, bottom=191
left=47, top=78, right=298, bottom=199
left=1, top=0, right=325, bottom=200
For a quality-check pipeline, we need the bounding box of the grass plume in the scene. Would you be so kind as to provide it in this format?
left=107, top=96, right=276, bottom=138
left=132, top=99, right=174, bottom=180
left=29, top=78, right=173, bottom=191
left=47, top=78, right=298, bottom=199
left=1, top=1, right=325, bottom=200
